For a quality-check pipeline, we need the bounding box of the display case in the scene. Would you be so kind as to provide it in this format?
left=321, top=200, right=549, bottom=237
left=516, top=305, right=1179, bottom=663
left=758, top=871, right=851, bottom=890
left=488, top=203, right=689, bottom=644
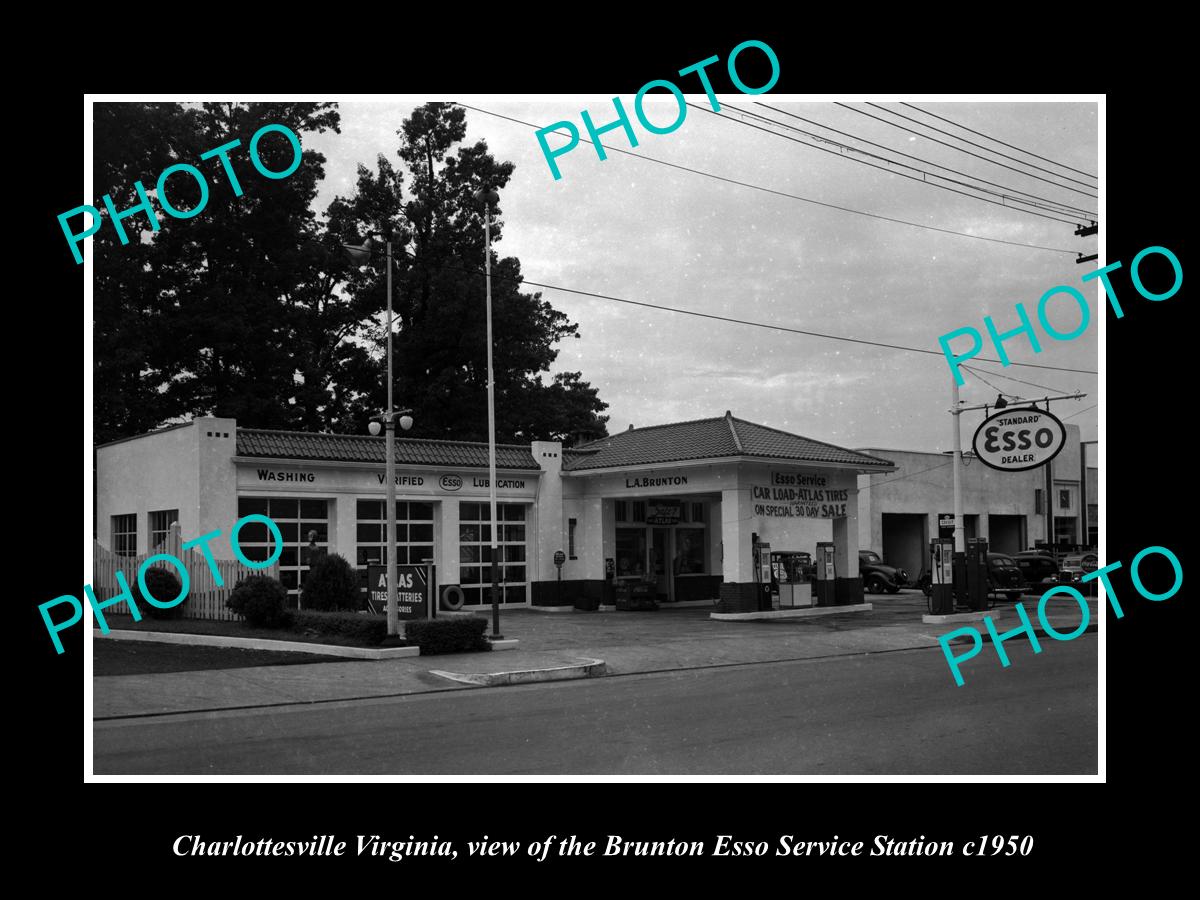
left=771, top=551, right=814, bottom=608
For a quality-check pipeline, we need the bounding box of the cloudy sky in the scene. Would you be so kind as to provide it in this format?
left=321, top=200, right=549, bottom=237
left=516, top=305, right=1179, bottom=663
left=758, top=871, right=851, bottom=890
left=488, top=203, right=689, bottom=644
left=304, top=97, right=1099, bottom=455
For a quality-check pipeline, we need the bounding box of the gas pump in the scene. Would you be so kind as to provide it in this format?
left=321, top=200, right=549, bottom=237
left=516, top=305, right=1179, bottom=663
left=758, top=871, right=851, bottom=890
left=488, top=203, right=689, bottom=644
left=752, top=533, right=774, bottom=611
left=814, top=541, right=837, bottom=607
left=928, top=537, right=954, bottom=615
left=966, top=538, right=989, bottom=611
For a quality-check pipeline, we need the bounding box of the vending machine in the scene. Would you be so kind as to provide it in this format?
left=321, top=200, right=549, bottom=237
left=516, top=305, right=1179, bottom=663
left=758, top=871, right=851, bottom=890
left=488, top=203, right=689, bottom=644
left=928, top=537, right=954, bottom=615
left=966, top=538, right=989, bottom=611
left=814, top=541, right=837, bottom=607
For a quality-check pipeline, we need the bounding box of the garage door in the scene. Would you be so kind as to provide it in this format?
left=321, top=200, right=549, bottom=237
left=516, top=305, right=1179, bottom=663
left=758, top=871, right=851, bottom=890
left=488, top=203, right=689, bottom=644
left=881, top=513, right=927, bottom=579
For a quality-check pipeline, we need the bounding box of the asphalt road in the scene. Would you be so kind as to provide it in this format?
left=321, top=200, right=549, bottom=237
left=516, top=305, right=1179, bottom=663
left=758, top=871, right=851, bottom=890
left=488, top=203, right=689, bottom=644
left=94, top=636, right=1097, bottom=775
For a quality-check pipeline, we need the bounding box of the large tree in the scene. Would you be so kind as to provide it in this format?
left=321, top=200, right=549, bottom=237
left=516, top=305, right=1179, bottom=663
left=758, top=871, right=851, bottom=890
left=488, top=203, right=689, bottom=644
left=332, top=102, right=610, bottom=443
left=91, top=101, right=608, bottom=445
left=92, top=101, right=344, bottom=442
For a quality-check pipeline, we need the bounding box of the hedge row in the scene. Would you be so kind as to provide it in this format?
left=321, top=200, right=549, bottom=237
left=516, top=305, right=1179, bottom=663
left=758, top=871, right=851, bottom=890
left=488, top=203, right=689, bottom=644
left=291, top=610, right=389, bottom=646
left=404, top=617, right=491, bottom=655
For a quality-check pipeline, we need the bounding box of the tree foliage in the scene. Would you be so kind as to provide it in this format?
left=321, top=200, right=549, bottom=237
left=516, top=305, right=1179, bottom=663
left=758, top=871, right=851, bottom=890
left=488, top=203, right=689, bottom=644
left=92, top=101, right=609, bottom=446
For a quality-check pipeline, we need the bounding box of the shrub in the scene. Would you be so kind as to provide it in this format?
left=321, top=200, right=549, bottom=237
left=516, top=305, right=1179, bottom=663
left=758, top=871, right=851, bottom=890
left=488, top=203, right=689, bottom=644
left=404, top=617, right=491, bottom=655
left=291, top=610, right=388, bottom=646
left=227, top=575, right=291, bottom=628
left=300, top=553, right=361, bottom=611
left=136, top=566, right=188, bottom=620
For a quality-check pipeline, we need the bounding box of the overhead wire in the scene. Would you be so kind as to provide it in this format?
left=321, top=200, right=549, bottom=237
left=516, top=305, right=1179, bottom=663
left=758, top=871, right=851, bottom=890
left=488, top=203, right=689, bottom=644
left=960, top=364, right=1075, bottom=396
left=1061, top=404, right=1098, bottom=421
left=752, top=101, right=1095, bottom=219
left=960, top=366, right=1025, bottom=400
left=386, top=241, right=1099, bottom=376
left=690, top=101, right=1082, bottom=225
left=454, top=103, right=1078, bottom=255
left=869, top=459, right=954, bottom=487
left=843, top=102, right=1098, bottom=199
left=901, top=102, right=1098, bottom=180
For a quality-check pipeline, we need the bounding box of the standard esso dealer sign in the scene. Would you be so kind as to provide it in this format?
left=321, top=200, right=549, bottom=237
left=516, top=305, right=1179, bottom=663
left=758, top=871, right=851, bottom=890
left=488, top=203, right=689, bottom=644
left=972, top=407, right=1067, bottom=472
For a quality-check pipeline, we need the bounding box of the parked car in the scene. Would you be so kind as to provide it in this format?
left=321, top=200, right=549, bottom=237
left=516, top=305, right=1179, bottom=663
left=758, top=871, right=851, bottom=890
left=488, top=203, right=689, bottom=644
left=915, top=553, right=1026, bottom=603
left=988, top=553, right=1027, bottom=602
left=1013, top=549, right=1059, bottom=588
left=1051, top=552, right=1099, bottom=594
left=859, top=550, right=909, bottom=594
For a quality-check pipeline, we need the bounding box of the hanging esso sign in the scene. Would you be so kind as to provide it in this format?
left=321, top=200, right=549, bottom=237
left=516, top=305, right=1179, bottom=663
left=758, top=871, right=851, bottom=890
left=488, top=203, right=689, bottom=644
left=972, top=407, right=1067, bottom=472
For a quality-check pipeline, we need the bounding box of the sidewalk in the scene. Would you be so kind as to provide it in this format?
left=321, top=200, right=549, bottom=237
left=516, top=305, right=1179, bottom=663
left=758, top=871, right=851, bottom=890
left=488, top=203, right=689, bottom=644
left=92, top=591, right=1100, bottom=719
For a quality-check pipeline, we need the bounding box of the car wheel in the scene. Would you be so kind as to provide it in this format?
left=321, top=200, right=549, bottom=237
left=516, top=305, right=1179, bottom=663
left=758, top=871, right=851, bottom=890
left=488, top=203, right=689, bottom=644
left=921, top=584, right=932, bottom=598
left=866, top=575, right=886, bottom=594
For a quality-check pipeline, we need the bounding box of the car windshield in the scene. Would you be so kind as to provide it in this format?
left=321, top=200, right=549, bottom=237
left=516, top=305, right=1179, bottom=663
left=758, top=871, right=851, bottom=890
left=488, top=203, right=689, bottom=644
left=861, top=552, right=881, bottom=563
left=1062, top=556, right=1083, bottom=566
left=990, top=555, right=1016, bottom=568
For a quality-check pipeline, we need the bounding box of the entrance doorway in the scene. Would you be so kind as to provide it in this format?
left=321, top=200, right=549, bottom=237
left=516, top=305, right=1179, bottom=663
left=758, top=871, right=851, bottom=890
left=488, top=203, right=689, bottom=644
left=651, top=527, right=673, bottom=603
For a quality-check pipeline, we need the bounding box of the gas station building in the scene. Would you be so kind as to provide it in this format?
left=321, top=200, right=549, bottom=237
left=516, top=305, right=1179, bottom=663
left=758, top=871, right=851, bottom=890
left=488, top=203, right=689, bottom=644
left=94, top=412, right=896, bottom=614
left=855, top=422, right=1095, bottom=579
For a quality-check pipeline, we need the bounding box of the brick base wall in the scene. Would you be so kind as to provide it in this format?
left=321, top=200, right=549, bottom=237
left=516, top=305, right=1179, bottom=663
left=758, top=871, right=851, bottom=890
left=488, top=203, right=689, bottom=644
left=716, top=581, right=761, bottom=613
left=531, top=579, right=605, bottom=607
left=673, top=575, right=723, bottom=603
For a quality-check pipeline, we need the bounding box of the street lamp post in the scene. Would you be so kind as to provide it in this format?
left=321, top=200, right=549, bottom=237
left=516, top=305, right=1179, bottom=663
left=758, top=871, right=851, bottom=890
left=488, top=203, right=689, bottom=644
left=473, top=187, right=502, bottom=640
left=348, top=235, right=412, bottom=639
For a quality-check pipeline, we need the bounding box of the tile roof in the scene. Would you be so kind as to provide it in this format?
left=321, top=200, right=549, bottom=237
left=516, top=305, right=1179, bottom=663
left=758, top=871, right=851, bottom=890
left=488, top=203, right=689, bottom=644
left=564, top=413, right=894, bottom=472
left=237, top=428, right=540, bottom=470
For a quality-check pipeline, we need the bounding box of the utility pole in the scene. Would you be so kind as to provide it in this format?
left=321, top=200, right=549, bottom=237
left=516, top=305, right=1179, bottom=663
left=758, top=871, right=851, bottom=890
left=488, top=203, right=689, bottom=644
left=1075, top=220, right=1097, bottom=264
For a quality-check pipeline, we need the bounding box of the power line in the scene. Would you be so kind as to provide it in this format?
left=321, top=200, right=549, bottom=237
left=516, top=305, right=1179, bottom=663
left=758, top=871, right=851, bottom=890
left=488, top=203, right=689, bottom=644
left=961, top=365, right=1025, bottom=400
left=692, top=102, right=1081, bottom=225
left=864, top=102, right=1098, bottom=197
left=901, top=103, right=1097, bottom=180
left=455, top=103, right=1077, bottom=255
left=391, top=242, right=1098, bottom=376
left=870, top=459, right=953, bottom=487
left=839, top=102, right=1098, bottom=201
left=753, top=101, right=1096, bottom=219
left=1061, top=403, right=1098, bottom=421
left=961, top=364, right=1072, bottom=396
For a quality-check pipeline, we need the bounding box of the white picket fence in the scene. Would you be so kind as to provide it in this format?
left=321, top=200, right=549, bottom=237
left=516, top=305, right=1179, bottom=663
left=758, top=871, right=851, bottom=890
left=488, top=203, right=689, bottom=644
left=92, top=523, right=278, bottom=621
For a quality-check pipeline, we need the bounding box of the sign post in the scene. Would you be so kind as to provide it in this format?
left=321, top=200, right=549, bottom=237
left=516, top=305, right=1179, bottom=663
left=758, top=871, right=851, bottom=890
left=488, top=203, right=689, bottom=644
left=553, top=549, right=566, bottom=606
left=423, top=557, right=435, bottom=619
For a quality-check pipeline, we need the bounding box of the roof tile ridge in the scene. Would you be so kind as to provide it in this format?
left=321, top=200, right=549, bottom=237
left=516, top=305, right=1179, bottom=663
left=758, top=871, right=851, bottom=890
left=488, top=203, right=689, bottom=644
left=724, top=410, right=744, bottom=453
left=734, top=417, right=891, bottom=464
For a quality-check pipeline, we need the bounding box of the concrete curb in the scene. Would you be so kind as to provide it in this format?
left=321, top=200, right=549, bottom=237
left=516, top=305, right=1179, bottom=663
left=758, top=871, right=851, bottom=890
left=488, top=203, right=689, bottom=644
left=429, top=657, right=607, bottom=686
left=490, top=639, right=520, bottom=651
left=923, top=611, right=986, bottom=624
left=97, top=629, right=421, bottom=660
left=711, top=603, right=874, bottom=621
left=527, top=605, right=576, bottom=614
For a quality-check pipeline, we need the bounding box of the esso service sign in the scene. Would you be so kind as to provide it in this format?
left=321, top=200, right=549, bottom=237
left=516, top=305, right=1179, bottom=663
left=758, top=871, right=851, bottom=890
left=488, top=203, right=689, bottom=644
left=439, top=474, right=463, bottom=492
left=972, top=407, right=1067, bottom=472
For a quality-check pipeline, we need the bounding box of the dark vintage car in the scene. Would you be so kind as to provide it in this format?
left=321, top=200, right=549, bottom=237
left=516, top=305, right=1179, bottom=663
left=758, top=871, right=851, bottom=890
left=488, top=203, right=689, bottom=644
left=1013, top=550, right=1059, bottom=587
left=916, top=553, right=1027, bottom=602
left=859, top=550, right=909, bottom=594
left=988, top=553, right=1027, bottom=602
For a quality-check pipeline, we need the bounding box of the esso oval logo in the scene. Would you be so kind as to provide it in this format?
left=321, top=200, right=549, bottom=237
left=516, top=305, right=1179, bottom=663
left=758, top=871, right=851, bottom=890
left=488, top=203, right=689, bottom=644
left=439, top=474, right=463, bottom=492
left=972, top=408, right=1067, bottom=472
